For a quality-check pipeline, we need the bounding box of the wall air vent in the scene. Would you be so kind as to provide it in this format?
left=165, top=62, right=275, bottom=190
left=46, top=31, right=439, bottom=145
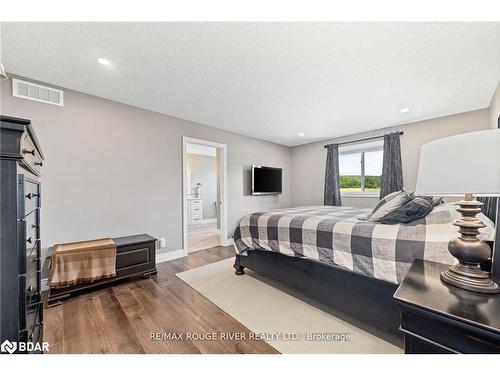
left=12, top=78, right=64, bottom=107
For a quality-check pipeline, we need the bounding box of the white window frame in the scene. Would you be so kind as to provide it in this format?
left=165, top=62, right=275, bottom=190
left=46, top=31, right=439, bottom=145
left=339, top=141, right=383, bottom=198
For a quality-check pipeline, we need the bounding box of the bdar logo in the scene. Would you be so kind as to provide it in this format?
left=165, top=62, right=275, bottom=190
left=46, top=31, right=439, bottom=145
left=1, top=340, right=17, bottom=354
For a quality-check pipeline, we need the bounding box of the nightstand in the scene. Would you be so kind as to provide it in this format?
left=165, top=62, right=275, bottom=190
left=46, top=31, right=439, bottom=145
left=394, top=259, right=500, bottom=354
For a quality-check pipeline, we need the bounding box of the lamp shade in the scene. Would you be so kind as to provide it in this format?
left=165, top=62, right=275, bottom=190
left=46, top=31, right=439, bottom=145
left=416, top=129, right=500, bottom=197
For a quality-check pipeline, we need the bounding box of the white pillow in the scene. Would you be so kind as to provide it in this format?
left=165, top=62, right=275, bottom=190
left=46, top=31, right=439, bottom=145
left=366, top=189, right=413, bottom=222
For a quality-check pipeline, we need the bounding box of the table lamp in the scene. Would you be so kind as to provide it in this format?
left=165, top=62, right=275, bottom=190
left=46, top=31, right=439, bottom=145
left=416, top=129, right=500, bottom=294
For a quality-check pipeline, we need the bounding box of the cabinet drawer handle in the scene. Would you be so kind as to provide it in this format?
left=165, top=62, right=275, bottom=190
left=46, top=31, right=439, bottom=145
left=27, top=237, right=32, bottom=244
left=25, top=193, right=40, bottom=199
left=35, top=161, right=43, bottom=167
left=22, top=149, right=35, bottom=156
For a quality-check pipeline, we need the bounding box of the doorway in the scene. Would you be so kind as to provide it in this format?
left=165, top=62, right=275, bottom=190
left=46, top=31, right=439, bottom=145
left=182, top=137, right=228, bottom=255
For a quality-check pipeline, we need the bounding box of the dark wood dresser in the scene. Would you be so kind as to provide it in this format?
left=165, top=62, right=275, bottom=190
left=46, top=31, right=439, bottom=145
left=1, top=115, right=45, bottom=353
left=394, top=259, right=500, bottom=354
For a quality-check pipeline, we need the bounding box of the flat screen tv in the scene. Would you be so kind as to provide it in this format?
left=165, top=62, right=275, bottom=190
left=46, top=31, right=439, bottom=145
left=252, top=165, right=282, bottom=195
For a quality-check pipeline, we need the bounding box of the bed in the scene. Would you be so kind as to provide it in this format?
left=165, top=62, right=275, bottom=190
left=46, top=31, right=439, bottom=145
left=233, top=204, right=496, bottom=346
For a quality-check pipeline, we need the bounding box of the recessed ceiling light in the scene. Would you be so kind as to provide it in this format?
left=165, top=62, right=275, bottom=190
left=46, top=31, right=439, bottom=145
left=298, top=132, right=305, bottom=137
left=98, top=58, right=111, bottom=66
left=400, top=108, right=410, bottom=113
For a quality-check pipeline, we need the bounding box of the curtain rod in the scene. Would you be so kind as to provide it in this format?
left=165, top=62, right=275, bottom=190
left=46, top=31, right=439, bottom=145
left=323, top=131, right=404, bottom=148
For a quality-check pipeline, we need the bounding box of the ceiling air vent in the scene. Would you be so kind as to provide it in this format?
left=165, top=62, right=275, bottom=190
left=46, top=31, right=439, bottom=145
left=12, top=78, right=64, bottom=107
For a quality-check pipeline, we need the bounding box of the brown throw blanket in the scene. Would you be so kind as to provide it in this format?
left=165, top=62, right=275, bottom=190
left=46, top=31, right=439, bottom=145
left=49, top=238, right=117, bottom=288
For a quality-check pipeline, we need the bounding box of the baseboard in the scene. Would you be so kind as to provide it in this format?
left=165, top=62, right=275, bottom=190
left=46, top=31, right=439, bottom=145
left=40, top=249, right=186, bottom=292
left=156, top=248, right=186, bottom=264
left=200, top=218, right=217, bottom=224
left=221, top=238, right=234, bottom=247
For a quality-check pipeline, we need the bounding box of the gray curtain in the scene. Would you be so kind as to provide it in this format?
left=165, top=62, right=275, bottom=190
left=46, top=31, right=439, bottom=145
left=324, top=144, right=342, bottom=206
left=379, top=132, right=403, bottom=199
left=477, top=197, right=498, bottom=224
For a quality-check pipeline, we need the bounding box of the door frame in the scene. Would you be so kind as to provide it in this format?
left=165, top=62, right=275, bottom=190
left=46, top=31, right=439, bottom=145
left=182, top=136, right=229, bottom=256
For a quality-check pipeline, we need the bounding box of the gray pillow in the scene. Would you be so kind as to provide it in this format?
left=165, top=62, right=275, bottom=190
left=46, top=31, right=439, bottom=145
left=430, top=196, right=444, bottom=207
left=366, top=189, right=413, bottom=222
left=380, top=196, right=434, bottom=224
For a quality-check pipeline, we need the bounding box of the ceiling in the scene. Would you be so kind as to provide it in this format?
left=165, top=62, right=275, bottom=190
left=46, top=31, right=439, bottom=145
left=1, top=22, right=499, bottom=146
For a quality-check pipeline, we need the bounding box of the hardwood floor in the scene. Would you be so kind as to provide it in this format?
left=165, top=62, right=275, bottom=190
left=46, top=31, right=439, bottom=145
left=187, top=222, right=220, bottom=253
left=43, top=246, right=279, bottom=354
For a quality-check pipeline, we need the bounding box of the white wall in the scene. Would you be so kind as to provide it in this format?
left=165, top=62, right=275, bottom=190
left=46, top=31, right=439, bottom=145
left=290, top=109, right=490, bottom=208
left=490, top=82, right=500, bottom=129
left=0, top=76, right=291, bottom=257
left=187, top=153, right=217, bottom=219
left=2, top=74, right=496, bottom=262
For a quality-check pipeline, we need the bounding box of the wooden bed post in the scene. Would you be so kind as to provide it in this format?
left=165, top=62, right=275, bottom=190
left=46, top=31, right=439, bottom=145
left=493, top=118, right=500, bottom=283
left=492, top=200, right=500, bottom=284
left=233, top=255, right=245, bottom=275
left=234, top=264, right=245, bottom=275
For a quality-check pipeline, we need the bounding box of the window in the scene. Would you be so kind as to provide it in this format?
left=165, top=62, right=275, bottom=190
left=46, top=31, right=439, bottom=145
left=339, top=140, right=383, bottom=195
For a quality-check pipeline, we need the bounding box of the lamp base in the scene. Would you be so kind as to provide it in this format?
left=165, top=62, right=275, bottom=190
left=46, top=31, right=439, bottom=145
left=442, top=195, right=500, bottom=294
left=441, top=264, right=500, bottom=294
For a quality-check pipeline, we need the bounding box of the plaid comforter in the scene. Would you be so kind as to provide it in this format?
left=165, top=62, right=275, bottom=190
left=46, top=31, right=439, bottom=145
left=233, top=205, right=495, bottom=284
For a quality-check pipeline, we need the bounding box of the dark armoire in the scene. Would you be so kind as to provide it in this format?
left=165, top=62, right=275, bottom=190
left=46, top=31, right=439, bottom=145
left=1, top=115, right=44, bottom=353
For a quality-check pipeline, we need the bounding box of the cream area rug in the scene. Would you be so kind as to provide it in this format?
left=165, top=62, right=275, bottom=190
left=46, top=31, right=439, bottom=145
left=176, top=257, right=402, bottom=354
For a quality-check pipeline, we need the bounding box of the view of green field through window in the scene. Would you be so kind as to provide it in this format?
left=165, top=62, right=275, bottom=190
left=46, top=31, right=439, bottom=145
left=339, top=149, right=383, bottom=193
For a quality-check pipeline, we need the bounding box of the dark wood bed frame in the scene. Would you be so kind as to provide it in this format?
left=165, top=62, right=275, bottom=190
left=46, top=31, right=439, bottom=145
left=234, top=202, right=499, bottom=349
